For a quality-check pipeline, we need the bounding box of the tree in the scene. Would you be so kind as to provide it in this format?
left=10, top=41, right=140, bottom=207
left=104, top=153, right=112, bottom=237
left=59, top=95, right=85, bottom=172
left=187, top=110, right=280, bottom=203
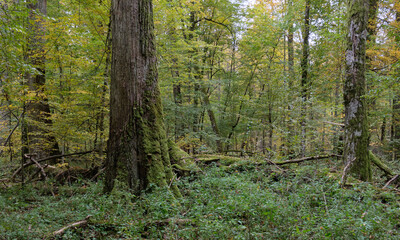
left=392, top=8, right=400, bottom=160
left=300, top=0, right=311, bottom=157
left=23, top=0, right=60, bottom=159
left=103, top=0, right=179, bottom=196
left=343, top=0, right=371, bottom=181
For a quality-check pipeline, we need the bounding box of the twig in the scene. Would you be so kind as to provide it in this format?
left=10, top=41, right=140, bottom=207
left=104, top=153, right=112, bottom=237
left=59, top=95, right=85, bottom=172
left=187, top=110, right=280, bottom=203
left=383, top=175, right=399, bottom=189
left=323, top=192, right=329, bottom=216
left=0, top=110, right=25, bottom=156
left=28, top=155, right=48, bottom=181
left=266, top=159, right=284, bottom=171
left=27, top=155, right=55, bottom=197
left=323, top=121, right=344, bottom=127
left=341, top=157, right=356, bottom=187
left=52, top=215, right=92, bottom=236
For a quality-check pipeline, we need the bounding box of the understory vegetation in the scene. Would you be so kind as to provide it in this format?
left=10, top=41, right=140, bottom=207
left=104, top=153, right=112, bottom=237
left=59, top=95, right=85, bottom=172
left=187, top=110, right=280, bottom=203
left=1, top=159, right=400, bottom=239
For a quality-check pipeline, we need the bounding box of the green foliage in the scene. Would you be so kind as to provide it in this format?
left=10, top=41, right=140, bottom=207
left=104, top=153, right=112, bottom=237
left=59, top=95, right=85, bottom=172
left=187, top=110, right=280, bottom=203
left=1, top=164, right=400, bottom=239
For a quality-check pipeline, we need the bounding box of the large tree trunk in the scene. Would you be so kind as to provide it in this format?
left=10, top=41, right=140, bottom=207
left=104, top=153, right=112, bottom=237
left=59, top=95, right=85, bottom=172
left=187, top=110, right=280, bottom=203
left=104, top=0, right=179, bottom=196
left=24, top=0, right=60, bottom=159
left=343, top=0, right=371, bottom=181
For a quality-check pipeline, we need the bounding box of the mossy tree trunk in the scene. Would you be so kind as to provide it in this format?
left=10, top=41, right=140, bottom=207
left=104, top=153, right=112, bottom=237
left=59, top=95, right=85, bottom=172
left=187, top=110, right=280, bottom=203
left=103, top=0, right=179, bottom=196
left=24, top=0, right=60, bottom=159
left=392, top=10, right=400, bottom=160
left=343, top=0, right=371, bottom=181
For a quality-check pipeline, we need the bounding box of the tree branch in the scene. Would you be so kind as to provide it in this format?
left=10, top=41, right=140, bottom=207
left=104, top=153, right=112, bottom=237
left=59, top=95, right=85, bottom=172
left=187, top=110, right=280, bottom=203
left=12, top=150, right=93, bottom=180
left=52, top=215, right=92, bottom=236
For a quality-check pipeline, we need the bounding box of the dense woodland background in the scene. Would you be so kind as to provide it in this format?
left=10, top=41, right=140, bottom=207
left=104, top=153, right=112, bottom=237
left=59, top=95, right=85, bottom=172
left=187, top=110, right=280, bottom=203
left=1, top=0, right=400, bottom=238
left=1, top=0, right=400, bottom=161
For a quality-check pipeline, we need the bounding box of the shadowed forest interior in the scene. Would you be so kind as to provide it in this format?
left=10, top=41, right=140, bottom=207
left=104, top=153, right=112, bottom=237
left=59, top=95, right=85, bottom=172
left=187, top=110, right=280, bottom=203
left=1, top=0, right=400, bottom=238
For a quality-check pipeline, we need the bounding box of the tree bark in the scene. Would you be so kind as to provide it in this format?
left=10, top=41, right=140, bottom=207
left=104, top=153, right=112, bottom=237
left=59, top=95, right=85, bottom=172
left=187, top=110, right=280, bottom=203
left=103, top=0, right=179, bottom=196
left=287, top=0, right=295, bottom=156
left=300, top=0, right=310, bottom=157
left=24, top=0, right=60, bottom=159
left=343, top=0, right=371, bottom=181
left=392, top=10, right=400, bottom=160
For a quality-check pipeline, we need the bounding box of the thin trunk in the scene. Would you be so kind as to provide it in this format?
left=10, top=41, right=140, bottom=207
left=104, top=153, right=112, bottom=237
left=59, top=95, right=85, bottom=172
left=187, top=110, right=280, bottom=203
left=201, top=87, right=222, bottom=152
left=287, top=0, right=295, bottom=156
left=300, top=0, right=310, bottom=157
left=393, top=94, right=400, bottom=160
left=380, top=116, right=386, bottom=142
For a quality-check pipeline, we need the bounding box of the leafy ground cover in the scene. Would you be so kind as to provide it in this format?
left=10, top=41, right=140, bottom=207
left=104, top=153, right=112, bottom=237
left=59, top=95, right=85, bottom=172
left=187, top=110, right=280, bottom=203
left=1, top=162, right=400, bottom=239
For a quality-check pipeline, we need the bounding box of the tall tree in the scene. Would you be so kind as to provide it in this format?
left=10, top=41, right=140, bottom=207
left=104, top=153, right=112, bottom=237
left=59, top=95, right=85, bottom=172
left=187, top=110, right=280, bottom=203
left=286, top=0, right=295, bottom=156
left=393, top=8, right=400, bottom=160
left=343, top=0, right=371, bottom=181
left=300, top=0, right=310, bottom=157
left=103, top=0, right=179, bottom=196
left=23, top=0, right=60, bottom=159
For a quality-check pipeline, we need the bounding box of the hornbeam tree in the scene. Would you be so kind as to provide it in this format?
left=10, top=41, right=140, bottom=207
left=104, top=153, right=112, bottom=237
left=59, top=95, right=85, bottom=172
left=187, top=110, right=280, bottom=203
left=343, top=0, right=371, bottom=181
left=103, top=0, right=179, bottom=196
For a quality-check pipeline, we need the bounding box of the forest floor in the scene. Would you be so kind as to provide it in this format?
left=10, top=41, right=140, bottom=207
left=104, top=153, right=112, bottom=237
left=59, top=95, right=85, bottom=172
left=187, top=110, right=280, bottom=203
left=1, top=157, right=400, bottom=239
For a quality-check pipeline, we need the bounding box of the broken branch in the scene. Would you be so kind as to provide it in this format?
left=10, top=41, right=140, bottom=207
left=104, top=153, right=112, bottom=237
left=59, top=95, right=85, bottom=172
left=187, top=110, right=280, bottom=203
left=52, top=215, right=92, bottom=236
left=383, top=175, right=399, bottom=189
left=12, top=150, right=93, bottom=180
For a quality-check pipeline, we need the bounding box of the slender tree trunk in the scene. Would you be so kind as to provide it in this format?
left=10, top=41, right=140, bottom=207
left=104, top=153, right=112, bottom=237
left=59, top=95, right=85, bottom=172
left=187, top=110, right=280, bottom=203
left=287, top=0, right=295, bottom=156
left=343, top=0, right=371, bottom=181
left=300, top=0, right=310, bottom=157
left=104, top=0, right=179, bottom=196
left=393, top=95, right=400, bottom=160
left=24, top=0, right=60, bottom=159
left=392, top=9, right=400, bottom=160
left=201, top=87, right=222, bottom=152
left=172, top=64, right=183, bottom=141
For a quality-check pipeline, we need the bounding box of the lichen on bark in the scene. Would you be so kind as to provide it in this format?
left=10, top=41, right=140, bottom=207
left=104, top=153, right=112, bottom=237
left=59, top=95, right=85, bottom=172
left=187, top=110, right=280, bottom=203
left=343, top=0, right=371, bottom=181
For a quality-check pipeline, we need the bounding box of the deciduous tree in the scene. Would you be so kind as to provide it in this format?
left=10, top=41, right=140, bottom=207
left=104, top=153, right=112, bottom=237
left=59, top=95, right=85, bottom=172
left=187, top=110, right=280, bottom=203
left=103, top=0, right=179, bottom=195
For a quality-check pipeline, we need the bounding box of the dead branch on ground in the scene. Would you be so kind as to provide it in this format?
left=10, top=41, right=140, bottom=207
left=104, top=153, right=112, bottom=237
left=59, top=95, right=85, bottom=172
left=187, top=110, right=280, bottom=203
left=383, top=175, right=400, bottom=189
left=52, top=215, right=92, bottom=236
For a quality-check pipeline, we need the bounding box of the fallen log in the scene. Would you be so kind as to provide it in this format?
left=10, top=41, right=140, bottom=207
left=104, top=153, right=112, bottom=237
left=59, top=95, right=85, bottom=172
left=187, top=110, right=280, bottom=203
left=52, top=215, right=92, bottom=236
left=369, top=151, right=395, bottom=177
left=269, top=154, right=341, bottom=166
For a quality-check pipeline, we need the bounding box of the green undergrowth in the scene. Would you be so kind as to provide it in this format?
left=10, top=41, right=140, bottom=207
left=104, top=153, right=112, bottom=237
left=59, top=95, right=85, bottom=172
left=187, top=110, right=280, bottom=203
left=1, top=164, right=400, bottom=239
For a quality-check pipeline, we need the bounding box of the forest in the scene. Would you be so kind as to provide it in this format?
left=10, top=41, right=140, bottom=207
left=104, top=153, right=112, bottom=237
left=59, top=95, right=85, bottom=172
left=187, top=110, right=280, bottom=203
left=1, top=0, right=400, bottom=238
